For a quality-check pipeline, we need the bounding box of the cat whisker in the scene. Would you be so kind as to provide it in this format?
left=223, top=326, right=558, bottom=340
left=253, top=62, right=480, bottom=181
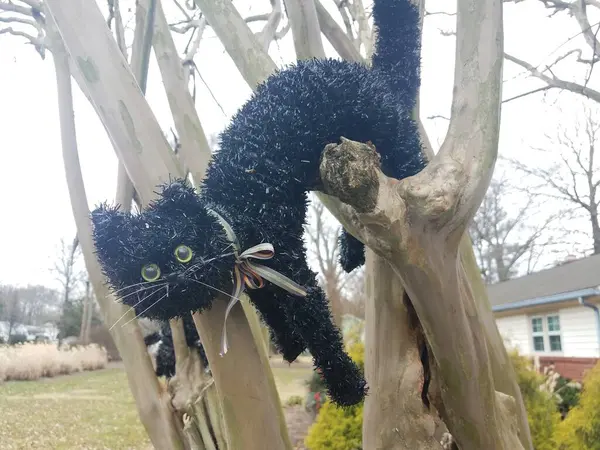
left=121, top=286, right=171, bottom=328
left=182, top=251, right=236, bottom=277
left=112, top=280, right=159, bottom=296
left=109, top=283, right=167, bottom=330
left=113, top=282, right=168, bottom=303
left=187, top=277, right=242, bottom=303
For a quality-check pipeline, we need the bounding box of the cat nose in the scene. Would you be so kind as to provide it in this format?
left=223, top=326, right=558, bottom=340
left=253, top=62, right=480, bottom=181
left=166, top=272, right=185, bottom=283
left=166, top=273, right=179, bottom=282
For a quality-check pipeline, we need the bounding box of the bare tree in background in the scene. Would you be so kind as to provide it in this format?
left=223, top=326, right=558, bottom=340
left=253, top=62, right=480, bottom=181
left=341, top=266, right=365, bottom=319
left=504, top=0, right=600, bottom=104
left=17, top=284, right=61, bottom=325
left=51, top=237, right=84, bottom=305
left=305, top=196, right=364, bottom=326
left=330, top=0, right=373, bottom=59
left=79, top=279, right=94, bottom=343
left=509, top=104, right=600, bottom=255
left=0, top=284, right=60, bottom=335
left=0, top=286, right=23, bottom=338
left=470, top=177, right=557, bottom=283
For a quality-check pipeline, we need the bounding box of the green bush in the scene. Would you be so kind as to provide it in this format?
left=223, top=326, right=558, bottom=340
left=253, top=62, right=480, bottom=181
left=554, top=376, right=581, bottom=418
left=554, top=360, right=600, bottom=449
left=304, top=340, right=365, bottom=450
left=508, top=350, right=560, bottom=450
left=304, top=400, right=363, bottom=450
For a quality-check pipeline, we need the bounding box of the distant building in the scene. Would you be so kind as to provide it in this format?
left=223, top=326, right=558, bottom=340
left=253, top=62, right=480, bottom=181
left=490, top=254, right=600, bottom=381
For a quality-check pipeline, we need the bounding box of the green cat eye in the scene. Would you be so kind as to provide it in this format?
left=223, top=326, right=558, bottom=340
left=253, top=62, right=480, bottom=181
left=174, top=244, right=193, bottom=263
left=141, top=263, right=161, bottom=282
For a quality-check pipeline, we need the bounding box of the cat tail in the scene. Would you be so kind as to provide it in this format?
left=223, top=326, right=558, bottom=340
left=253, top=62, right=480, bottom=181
left=339, top=229, right=365, bottom=273
left=371, top=0, right=422, bottom=110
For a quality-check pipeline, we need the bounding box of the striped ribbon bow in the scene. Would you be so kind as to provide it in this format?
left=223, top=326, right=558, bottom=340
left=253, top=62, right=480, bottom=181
left=207, top=209, right=308, bottom=356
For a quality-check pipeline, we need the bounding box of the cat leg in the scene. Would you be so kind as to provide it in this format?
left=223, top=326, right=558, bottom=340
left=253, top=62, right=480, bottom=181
left=286, top=281, right=367, bottom=406
left=338, top=229, right=365, bottom=273
left=246, top=287, right=307, bottom=363
left=259, top=250, right=366, bottom=406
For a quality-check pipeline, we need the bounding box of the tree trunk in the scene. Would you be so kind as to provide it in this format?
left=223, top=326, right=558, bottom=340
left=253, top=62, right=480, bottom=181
left=362, top=250, right=441, bottom=449
left=79, top=280, right=91, bottom=343
left=590, top=205, right=600, bottom=254
left=45, top=9, right=187, bottom=449
left=45, top=2, right=291, bottom=449
left=193, top=297, right=292, bottom=450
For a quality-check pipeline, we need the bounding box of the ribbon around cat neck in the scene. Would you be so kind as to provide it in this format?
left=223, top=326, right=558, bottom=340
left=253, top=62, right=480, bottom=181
left=207, top=209, right=307, bottom=356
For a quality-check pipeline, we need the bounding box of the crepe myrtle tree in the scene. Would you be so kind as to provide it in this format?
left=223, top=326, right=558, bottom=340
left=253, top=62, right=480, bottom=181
left=25, top=0, right=533, bottom=449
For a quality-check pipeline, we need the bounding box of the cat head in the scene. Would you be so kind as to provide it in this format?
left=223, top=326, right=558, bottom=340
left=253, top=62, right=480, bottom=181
left=90, top=180, right=235, bottom=321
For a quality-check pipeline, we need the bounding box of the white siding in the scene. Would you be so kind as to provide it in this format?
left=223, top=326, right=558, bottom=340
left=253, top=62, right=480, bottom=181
left=496, top=315, right=531, bottom=355
left=494, top=306, right=600, bottom=358
left=559, top=306, right=600, bottom=358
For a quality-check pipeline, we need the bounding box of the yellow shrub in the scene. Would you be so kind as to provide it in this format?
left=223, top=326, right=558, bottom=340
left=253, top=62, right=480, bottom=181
left=508, top=350, right=560, bottom=450
left=305, top=340, right=365, bottom=450
left=304, top=400, right=363, bottom=450
left=554, top=361, right=600, bottom=450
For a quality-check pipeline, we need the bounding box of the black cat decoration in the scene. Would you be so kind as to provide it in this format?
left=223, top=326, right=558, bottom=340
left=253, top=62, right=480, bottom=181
left=91, top=0, right=424, bottom=407
left=143, top=315, right=209, bottom=379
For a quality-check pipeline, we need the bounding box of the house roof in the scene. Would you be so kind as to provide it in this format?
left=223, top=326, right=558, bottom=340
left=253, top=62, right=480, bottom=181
left=488, top=254, right=600, bottom=311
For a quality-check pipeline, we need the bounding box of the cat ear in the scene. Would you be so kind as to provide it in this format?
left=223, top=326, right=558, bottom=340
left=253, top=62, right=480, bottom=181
left=158, top=178, right=197, bottom=202
left=151, top=178, right=205, bottom=215
left=90, top=203, right=139, bottom=280
left=90, top=203, right=131, bottom=247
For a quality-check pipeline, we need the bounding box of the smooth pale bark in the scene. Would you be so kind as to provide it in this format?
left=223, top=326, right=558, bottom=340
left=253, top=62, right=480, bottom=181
left=149, top=0, right=212, bottom=185
left=151, top=1, right=288, bottom=446
left=45, top=0, right=184, bottom=204
left=46, top=18, right=186, bottom=450
left=193, top=0, right=277, bottom=87
left=363, top=250, right=440, bottom=449
left=317, top=140, right=521, bottom=450
left=283, top=0, right=326, bottom=60
left=284, top=2, right=450, bottom=447
left=314, top=0, right=364, bottom=63
left=192, top=296, right=293, bottom=450
left=46, top=2, right=291, bottom=448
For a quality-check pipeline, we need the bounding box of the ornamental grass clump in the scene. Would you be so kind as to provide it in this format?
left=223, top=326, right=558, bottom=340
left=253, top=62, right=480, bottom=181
left=0, top=342, right=108, bottom=381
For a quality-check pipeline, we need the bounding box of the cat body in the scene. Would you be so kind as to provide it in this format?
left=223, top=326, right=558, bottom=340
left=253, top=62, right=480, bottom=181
left=91, top=0, right=424, bottom=407
left=143, top=316, right=209, bottom=378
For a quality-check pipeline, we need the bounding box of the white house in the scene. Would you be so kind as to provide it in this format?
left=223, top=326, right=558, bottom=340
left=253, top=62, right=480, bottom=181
left=490, top=254, right=600, bottom=381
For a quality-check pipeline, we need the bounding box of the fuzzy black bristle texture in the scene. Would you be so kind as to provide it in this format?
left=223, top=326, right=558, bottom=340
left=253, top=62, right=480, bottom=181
left=91, top=0, right=424, bottom=407
left=153, top=315, right=209, bottom=378
left=143, top=331, right=161, bottom=347
left=338, top=231, right=366, bottom=273
left=91, top=181, right=234, bottom=321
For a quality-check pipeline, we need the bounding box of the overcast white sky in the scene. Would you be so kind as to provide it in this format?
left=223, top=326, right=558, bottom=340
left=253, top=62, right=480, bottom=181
left=0, top=0, right=595, bottom=290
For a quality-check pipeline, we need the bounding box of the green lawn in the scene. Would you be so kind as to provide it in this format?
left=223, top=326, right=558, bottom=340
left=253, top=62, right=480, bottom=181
left=272, top=365, right=314, bottom=402
left=0, top=363, right=313, bottom=450
left=0, top=368, right=151, bottom=450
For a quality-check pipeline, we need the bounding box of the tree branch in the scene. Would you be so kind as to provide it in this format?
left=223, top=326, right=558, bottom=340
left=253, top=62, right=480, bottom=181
left=192, top=0, right=276, bottom=87
left=283, top=0, right=326, bottom=59
left=45, top=0, right=184, bottom=204
left=314, top=0, right=364, bottom=62
left=316, top=0, right=528, bottom=445
left=255, top=0, right=284, bottom=52
left=45, top=10, right=185, bottom=448
left=150, top=0, right=211, bottom=184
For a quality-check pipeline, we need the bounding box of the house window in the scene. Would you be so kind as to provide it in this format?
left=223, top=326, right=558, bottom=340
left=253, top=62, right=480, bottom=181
left=531, top=317, right=545, bottom=351
left=530, top=314, right=562, bottom=353
left=547, top=315, right=562, bottom=351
